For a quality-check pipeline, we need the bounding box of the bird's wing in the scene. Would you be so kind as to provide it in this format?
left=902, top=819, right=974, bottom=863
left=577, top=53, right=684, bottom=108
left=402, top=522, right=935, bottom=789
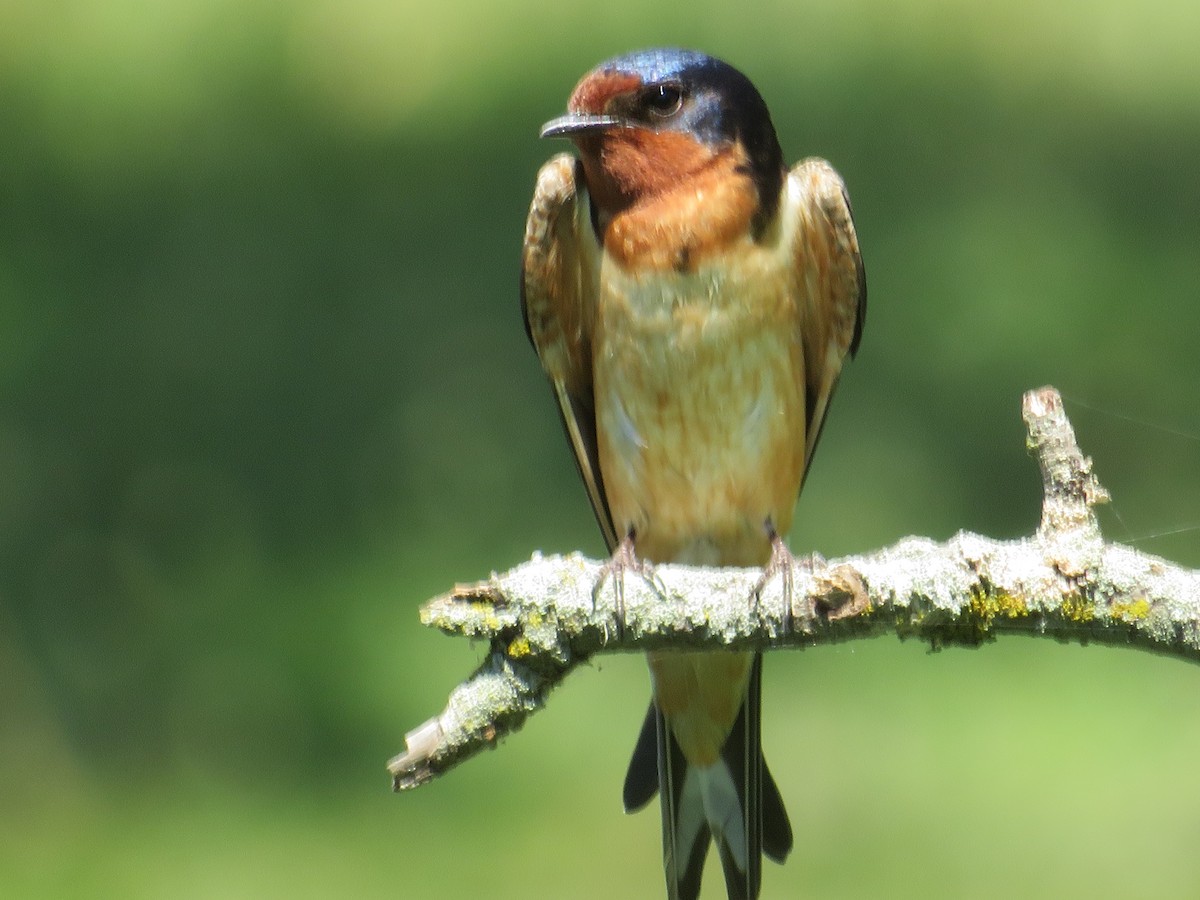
left=521, top=153, right=618, bottom=551
left=784, top=157, right=867, bottom=482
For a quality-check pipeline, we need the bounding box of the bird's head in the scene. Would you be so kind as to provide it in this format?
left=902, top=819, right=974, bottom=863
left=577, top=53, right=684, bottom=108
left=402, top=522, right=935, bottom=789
left=541, top=48, right=785, bottom=229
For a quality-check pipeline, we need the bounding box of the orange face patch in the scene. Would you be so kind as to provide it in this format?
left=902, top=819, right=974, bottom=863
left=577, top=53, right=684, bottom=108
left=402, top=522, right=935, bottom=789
left=576, top=128, right=723, bottom=230
left=599, top=129, right=717, bottom=201
left=602, top=143, right=759, bottom=271
left=569, top=70, right=642, bottom=115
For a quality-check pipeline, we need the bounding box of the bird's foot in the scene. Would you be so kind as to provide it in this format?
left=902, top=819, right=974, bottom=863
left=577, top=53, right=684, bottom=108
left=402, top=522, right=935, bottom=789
left=592, top=534, right=659, bottom=640
left=751, top=532, right=806, bottom=635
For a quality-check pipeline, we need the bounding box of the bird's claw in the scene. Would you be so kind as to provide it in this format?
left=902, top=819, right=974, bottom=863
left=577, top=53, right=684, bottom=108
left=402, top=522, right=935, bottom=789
left=592, top=535, right=659, bottom=640
left=751, top=533, right=808, bottom=635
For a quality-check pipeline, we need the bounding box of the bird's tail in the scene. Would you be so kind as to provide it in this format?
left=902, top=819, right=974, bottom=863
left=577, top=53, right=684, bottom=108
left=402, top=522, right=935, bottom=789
left=623, top=654, right=793, bottom=900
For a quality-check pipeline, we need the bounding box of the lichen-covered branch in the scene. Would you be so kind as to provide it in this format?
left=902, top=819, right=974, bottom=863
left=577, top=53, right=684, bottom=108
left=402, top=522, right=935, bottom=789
left=388, top=387, right=1200, bottom=791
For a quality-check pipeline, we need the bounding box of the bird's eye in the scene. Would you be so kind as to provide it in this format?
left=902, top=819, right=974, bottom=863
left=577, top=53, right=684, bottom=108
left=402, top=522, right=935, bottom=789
left=642, top=83, right=684, bottom=118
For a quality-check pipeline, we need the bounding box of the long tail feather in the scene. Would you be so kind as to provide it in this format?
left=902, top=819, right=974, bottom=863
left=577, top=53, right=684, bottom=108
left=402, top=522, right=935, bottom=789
left=623, top=655, right=793, bottom=899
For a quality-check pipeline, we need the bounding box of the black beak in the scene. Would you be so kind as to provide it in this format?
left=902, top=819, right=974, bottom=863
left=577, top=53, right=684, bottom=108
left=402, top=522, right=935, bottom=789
left=539, top=113, right=626, bottom=139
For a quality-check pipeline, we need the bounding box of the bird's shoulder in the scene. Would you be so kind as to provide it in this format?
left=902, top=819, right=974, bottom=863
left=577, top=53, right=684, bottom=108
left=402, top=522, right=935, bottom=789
left=780, top=157, right=866, bottom=358
left=521, top=153, right=599, bottom=388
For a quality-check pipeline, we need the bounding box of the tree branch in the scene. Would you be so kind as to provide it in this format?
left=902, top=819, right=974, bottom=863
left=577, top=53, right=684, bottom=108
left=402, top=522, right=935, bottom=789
left=388, top=386, right=1200, bottom=791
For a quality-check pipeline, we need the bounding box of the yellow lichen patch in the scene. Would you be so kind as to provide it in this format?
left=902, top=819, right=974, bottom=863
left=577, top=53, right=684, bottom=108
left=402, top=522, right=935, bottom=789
left=507, top=635, right=532, bottom=658
left=969, top=587, right=1029, bottom=626
left=470, top=602, right=503, bottom=632
left=993, top=590, right=1028, bottom=619
left=1059, top=593, right=1095, bottom=623
left=1109, top=597, right=1152, bottom=622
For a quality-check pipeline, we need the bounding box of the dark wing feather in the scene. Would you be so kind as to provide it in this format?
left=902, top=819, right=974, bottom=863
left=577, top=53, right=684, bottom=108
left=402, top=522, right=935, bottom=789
left=520, top=154, right=618, bottom=552
left=786, top=158, right=867, bottom=485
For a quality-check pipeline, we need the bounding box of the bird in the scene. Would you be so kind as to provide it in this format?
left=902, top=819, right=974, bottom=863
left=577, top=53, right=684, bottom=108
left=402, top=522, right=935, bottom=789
left=520, top=48, right=865, bottom=899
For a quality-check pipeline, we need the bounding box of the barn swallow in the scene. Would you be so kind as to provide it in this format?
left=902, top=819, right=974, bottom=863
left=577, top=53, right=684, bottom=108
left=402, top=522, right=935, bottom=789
left=521, top=48, right=865, bottom=899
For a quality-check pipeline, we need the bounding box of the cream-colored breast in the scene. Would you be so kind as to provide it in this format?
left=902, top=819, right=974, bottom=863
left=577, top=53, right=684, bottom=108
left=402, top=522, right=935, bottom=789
left=593, top=243, right=807, bottom=568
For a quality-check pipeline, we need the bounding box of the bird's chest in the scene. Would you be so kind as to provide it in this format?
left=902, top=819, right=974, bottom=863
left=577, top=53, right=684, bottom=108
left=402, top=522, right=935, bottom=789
left=592, top=256, right=806, bottom=565
left=597, top=268, right=781, bottom=423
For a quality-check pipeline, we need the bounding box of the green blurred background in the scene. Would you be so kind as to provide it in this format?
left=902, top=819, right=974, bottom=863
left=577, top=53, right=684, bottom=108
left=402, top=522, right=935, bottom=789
left=3, top=1, right=1199, bottom=896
